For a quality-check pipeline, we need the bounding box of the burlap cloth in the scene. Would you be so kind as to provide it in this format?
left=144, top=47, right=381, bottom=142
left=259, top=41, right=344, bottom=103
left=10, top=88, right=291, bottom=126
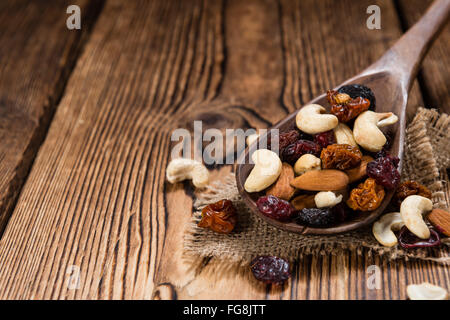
left=184, top=107, right=450, bottom=266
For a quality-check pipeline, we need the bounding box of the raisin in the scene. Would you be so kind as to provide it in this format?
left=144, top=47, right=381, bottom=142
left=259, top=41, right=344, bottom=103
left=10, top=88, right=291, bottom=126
left=327, top=90, right=370, bottom=122
left=198, top=199, right=237, bottom=234
left=397, top=226, right=441, bottom=249
left=250, top=256, right=290, bottom=284
left=320, top=144, right=362, bottom=170
left=313, top=130, right=336, bottom=149
left=395, top=181, right=432, bottom=206
left=296, top=207, right=337, bottom=227
left=256, top=195, right=296, bottom=222
left=346, top=178, right=385, bottom=211
left=281, top=140, right=322, bottom=164
left=366, top=155, right=400, bottom=190
left=277, top=130, right=300, bottom=151
left=337, top=84, right=376, bottom=110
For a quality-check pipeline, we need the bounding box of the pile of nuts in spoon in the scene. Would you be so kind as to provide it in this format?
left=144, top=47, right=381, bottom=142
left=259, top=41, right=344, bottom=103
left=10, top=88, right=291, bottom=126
left=166, top=84, right=450, bottom=287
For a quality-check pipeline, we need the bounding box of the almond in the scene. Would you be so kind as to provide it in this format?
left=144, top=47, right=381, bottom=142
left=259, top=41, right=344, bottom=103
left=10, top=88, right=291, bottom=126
left=290, top=194, right=316, bottom=211
left=290, top=169, right=349, bottom=191
left=345, top=155, right=373, bottom=183
left=266, top=163, right=296, bottom=200
left=427, top=208, right=450, bottom=236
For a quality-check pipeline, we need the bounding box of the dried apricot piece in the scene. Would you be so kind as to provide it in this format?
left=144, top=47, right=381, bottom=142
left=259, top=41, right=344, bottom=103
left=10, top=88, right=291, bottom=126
left=395, top=180, right=432, bottom=206
left=346, top=178, right=385, bottom=211
left=198, top=199, right=237, bottom=234
left=320, top=144, right=362, bottom=170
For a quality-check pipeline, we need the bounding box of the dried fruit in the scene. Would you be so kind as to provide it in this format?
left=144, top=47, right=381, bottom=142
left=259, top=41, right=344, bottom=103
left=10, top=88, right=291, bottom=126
left=266, top=163, right=296, bottom=200
left=290, top=169, right=349, bottom=191
left=277, top=130, right=301, bottom=152
left=281, top=140, right=321, bottom=164
left=427, top=208, right=450, bottom=237
left=345, top=155, right=373, bottom=183
left=256, top=195, right=296, bottom=222
left=320, top=144, right=362, bottom=170
left=366, top=154, right=400, bottom=190
left=337, top=84, right=376, bottom=109
left=198, top=199, right=237, bottom=234
left=397, top=226, right=441, bottom=249
left=347, top=178, right=385, bottom=211
left=313, top=130, right=336, bottom=149
left=290, top=194, right=316, bottom=211
left=295, top=205, right=346, bottom=227
left=328, top=90, right=371, bottom=123
left=250, top=256, right=290, bottom=284
left=395, top=181, right=432, bottom=206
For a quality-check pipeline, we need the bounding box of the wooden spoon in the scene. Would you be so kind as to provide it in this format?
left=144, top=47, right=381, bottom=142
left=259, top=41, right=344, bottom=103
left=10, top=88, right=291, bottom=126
left=235, top=0, right=450, bottom=235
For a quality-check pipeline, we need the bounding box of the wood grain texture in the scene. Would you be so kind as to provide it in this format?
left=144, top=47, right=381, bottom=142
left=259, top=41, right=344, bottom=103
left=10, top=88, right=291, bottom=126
left=397, top=0, right=450, bottom=113
left=0, top=0, right=447, bottom=300
left=0, top=0, right=103, bottom=234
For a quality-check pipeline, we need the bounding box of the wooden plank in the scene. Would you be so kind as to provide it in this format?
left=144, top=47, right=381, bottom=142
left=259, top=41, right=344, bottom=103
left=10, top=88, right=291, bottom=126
left=0, top=0, right=104, bottom=234
left=397, top=0, right=450, bottom=113
left=0, top=0, right=446, bottom=300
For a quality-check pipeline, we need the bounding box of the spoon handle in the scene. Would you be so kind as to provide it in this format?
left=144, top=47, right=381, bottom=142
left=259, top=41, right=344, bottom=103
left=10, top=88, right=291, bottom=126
left=365, top=0, right=450, bottom=92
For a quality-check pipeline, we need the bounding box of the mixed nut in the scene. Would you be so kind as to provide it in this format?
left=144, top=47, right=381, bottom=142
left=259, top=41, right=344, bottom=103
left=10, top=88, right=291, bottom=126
left=244, top=84, right=398, bottom=229
left=166, top=83, right=450, bottom=287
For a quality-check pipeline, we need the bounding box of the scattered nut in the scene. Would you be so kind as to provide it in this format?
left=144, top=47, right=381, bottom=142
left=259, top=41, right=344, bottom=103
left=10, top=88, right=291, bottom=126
left=266, top=163, right=296, bottom=200
left=314, top=191, right=343, bottom=208
left=246, top=133, right=260, bottom=146
left=372, top=212, right=404, bottom=247
left=400, top=195, right=433, bottom=239
left=290, top=194, right=316, bottom=211
left=407, top=283, right=448, bottom=300
left=353, top=111, right=398, bottom=152
left=295, top=104, right=338, bottom=134
left=427, top=208, right=450, bottom=237
left=244, top=149, right=282, bottom=193
left=290, top=169, right=349, bottom=191
left=293, top=154, right=321, bottom=175
left=345, top=155, right=373, bottom=183
left=333, top=123, right=358, bottom=148
left=166, top=158, right=209, bottom=188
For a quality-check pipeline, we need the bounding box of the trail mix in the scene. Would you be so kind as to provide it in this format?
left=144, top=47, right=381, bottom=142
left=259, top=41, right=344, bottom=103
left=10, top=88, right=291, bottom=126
left=166, top=84, right=450, bottom=285
left=239, top=83, right=449, bottom=253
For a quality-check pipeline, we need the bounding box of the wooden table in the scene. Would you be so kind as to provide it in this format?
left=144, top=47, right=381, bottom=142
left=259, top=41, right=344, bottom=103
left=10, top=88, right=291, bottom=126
left=0, top=0, right=448, bottom=300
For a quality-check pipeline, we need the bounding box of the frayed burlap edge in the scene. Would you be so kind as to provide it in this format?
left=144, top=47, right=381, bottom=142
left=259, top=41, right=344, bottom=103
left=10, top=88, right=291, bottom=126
left=183, top=108, right=450, bottom=267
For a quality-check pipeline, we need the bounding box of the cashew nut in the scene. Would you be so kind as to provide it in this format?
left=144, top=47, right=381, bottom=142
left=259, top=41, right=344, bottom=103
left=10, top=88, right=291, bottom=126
left=372, top=212, right=404, bottom=247
left=407, top=283, right=448, bottom=300
left=400, top=195, right=433, bottom=239
left=166, top=158, right=209, bottom=188
left=246, top=133, right=260, bottom=146
left=353, top=111, right=398, bottom=152
left=314, top=191, right=343, bottom=208
left=294, top=154, right=321, bottom=175
left=333, top=123, right=358, bottom=148
left=244, top=149, right=282, bottom=193
left=296, top=104, right=338, bottom=134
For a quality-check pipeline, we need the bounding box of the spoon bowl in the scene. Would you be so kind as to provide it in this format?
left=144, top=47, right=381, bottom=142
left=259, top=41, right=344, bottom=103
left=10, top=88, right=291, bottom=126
left=235, top=0, right=450, bottom=235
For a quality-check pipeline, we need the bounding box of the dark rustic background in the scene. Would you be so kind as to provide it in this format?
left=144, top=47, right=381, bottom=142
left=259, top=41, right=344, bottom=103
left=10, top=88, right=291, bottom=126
left=0, top=0, right=448, bottom=299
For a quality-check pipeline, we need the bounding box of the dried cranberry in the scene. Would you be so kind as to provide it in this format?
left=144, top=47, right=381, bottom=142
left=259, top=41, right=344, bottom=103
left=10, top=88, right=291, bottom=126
left=366, top=155, right=400, bottom=190
left=250, top=256, right=290, bottom=284
left=256, top=195, right=296, bottom=222
left=337, top=84, right=376, bottom=110
left=296, top=207, right=337, bottom=227
left=397, top=226, right=441, bottom=249
left=281, top=140, right=321, bottom=164
left=313, top=130, right=336, bottom=149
